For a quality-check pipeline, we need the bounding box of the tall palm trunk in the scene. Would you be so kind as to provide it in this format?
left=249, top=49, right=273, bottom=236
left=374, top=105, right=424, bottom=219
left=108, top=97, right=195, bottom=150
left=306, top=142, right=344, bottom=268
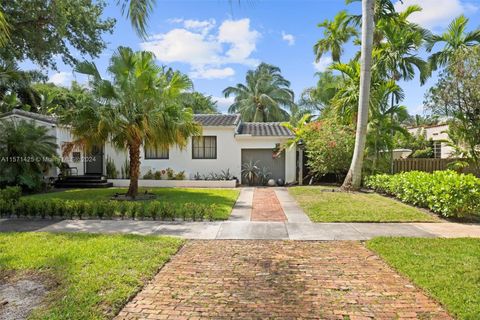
left=253, top=106, right=265, bottom=122
left=126, top=140, right=141, bottom=198
left=341, top=0, right=375, bottom=191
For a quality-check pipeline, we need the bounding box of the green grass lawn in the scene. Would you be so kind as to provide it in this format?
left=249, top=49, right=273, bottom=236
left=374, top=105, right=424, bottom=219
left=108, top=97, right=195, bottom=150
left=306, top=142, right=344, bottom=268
left=26, top=188, right=239, bottom=220
left=367, top=238, right=480, bottom=319
left=289, top=186, right=438, bottom=222
left=0, top=232, right=183, bottom=320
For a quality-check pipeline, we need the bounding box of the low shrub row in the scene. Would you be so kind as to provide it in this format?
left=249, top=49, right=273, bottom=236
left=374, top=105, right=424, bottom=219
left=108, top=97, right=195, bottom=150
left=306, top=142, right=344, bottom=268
left=365, top=170, right=480, bottom=218
left=0, top=198, right=217, bottom=221
left=0, top=186, right=22, bottom=203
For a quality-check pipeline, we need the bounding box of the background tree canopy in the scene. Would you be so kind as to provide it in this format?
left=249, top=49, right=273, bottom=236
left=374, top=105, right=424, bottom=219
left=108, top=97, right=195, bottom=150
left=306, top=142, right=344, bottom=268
left=0, top=0, right=115, bottom=68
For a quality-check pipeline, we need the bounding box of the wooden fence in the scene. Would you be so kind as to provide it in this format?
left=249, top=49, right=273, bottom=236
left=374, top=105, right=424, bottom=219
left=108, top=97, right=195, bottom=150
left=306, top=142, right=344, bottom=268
left=393, top=158, right=479, bottom=176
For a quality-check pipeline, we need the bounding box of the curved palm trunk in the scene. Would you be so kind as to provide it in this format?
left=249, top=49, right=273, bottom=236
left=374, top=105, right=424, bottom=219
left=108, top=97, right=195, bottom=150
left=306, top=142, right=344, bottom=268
left=253, top=107, right=265, bottom=122
left=341, top=0, right=375, bottom=191
left=126, top=141, right=141, bottom=198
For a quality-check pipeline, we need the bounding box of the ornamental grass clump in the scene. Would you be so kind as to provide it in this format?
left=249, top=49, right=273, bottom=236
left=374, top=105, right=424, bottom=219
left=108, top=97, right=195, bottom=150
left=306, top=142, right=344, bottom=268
left=365, top=170, right=480, bottom=218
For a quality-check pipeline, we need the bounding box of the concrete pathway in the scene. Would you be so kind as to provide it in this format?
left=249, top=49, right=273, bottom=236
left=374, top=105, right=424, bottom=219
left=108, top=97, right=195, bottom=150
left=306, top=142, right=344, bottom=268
left=1, top=188, right=479, bottom=239
left=115, top=241, right=451, bottom=320
left=2, top=219, right=479, bottom=240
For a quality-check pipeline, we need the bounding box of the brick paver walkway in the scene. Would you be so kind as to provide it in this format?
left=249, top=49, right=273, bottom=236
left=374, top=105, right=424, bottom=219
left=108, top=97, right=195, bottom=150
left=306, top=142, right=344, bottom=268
left=116, top=241, right=450, bottom=320
left=251, top=188, right=287, bottom=221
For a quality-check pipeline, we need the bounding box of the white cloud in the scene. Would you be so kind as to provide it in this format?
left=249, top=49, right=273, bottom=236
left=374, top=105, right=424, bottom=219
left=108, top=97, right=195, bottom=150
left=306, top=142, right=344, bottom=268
left=313, top=56, right=333, bottom=72
left=218, top=19, right=260, bottom=64
left=141, top=18, right=260, bottom=79
left=190, top=67, right=235, bottom=79
left=48, top=72, right=72, bottom=86
left=169, top=18, right=216, bottom=34
left=394, top=0, right=478, bottom=29
left=281, top=31, right=295, bottom=46
left=212, top=96, right=235, bottom=112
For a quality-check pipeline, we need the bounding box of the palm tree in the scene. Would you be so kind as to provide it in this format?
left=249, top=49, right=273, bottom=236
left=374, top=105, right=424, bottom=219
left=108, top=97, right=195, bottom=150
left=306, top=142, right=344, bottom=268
left=374, top=11, right=430, bottom=172
left=0, top=61, right=44, bottom=113
left=427, top=15, right=480, bottom=71
left=341, top=0, right=375, bottom=191
left=314, top=10, right=358, bottom=63
left=223, top=63, right=295, bottom=122
left=0, top=120, right=57, bottom=190
left=366, top=80, right=407, bottom=171
left=0, top=10, right=10, bottom=47
left=299, top=71, right=342, bottom=116
left=63, top=47, right=200, bottom=198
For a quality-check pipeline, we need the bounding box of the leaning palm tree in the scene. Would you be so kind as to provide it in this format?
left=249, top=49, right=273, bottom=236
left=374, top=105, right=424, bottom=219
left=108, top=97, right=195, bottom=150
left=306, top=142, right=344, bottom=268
left=341, top=0, right=375, bottom=191
left=314, top=10, right=358, bottom=63
left=223, top=63, right=295, bottom=122
left=426, top=15, right=480, bottom=71
left=62, top=47, right=200, bottom=198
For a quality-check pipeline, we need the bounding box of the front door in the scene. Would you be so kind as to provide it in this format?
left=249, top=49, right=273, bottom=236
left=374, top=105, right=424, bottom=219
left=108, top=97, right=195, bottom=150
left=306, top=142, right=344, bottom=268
left=85, top=145, right=103, bottom=175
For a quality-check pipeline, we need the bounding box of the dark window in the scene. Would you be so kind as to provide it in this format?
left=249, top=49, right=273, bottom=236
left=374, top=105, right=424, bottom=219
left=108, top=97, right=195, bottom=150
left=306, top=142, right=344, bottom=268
left=433, top=141, right=442, bottom=159
left=192, top=136, right=217, bottom=159
left=145, top=145, right=169, bottom=159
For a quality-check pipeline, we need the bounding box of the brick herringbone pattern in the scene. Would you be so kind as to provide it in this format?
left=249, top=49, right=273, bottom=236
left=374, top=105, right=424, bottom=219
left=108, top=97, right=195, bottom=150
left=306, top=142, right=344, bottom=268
left=115, top=241, right=451, bottom=320
left=251, top=188, right=287, bottom=221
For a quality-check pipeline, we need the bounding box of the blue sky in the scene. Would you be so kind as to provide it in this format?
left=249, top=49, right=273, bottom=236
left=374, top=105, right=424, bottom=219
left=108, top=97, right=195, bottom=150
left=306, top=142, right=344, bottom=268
left=43, top=0, right=480, bottom=115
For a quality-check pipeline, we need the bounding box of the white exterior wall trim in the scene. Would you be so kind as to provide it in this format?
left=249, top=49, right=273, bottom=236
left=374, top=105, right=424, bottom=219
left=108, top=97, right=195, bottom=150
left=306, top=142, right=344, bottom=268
left=108, top=179, right=237, bottom=188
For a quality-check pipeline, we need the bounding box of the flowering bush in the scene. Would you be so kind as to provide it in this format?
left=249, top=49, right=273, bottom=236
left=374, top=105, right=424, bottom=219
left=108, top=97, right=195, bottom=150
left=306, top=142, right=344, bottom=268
left=365, top=170, right=480, bottom=218
left=302, top=120, right=355, bottom=179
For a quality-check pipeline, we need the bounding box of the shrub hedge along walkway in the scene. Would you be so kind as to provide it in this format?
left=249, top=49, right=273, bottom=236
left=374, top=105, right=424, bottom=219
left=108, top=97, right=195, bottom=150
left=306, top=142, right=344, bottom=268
left=116, top=241, right=450, bottom=319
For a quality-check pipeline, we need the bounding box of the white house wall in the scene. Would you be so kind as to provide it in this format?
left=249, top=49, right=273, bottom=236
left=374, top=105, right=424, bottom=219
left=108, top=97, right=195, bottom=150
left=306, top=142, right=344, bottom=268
left=408, top=125, right=454, bottom=158
left=1, top=113, right=297, bottom=183
left=105, top=127, right=296, bottom=183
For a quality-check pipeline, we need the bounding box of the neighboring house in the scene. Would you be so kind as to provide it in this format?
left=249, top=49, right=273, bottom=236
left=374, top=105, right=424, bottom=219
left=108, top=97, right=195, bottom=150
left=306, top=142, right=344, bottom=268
left=407, top=124, right=454, bottom=159
left=0, top=109, right=296, bottom=184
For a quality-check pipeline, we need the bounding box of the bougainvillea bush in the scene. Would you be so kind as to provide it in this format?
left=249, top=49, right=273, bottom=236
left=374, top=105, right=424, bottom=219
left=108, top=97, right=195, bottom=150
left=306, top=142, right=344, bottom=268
left=365, top=170, right=480, bottom=218
left=303, top=120, right=355, bottom=180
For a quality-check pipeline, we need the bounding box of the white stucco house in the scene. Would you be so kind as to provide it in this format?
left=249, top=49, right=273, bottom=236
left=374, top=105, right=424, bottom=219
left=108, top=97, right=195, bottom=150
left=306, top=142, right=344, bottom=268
left=407, top=124, right=454, bottom=159
left=0, top=109, right=297, bottom=187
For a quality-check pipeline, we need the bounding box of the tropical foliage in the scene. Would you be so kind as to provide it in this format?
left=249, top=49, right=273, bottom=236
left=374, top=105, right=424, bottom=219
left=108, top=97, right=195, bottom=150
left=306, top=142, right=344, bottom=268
left=424, top=46, right=480, bottom=173
left=224, top=63, right=295, bottom=122
left=366, top=171, right=480, bottom=218
left=293, top=0, right=480, bottom=187
left=62, top=47, right=200, bottom=197
left=302, top=120, right=355, bottom=180
left=0, top=120, right=57, bottom=190
left=0, top=0, right=115, bottom=68
left=181, top=92, right=218, bottom=114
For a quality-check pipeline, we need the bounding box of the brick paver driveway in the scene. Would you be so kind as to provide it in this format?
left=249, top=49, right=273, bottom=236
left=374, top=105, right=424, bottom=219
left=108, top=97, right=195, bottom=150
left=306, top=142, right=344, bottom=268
left=251, top=188, right=287, bottom=221
left=116, top=241, right=450, bottom=320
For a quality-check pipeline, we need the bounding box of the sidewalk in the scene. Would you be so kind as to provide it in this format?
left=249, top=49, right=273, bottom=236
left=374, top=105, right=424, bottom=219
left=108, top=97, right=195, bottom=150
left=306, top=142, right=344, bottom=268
left=1, top=188, right=479, bottom=239
left=1, top=219, right=479, bottom=240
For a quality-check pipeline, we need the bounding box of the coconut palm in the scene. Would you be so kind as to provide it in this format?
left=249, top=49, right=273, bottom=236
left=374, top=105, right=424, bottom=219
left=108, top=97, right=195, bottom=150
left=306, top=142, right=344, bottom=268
left=0, top=10, right=10, bottom=47
left=223, top=63, right=295, bottom=122
left=314, top=10, right=358, bottom=63
left=0, top=120, right=57, bottom=190
left=341, top=0, right=375, bottom=190
left=63, top=47, right=200, bottom=197
left=427, top=15, right=480, bottom=71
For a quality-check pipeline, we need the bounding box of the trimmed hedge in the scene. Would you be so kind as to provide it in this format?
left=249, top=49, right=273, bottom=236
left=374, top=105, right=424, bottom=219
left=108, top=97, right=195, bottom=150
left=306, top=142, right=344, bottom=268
left=0, top=198, right=217, bottom=221
left=365, top=170, right=480, bottom=218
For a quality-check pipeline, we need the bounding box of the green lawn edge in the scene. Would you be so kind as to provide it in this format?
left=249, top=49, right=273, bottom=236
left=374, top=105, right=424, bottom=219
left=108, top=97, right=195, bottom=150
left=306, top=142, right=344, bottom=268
left=366, top=237, right=480, bottom=319
left=0, top=232, right=185, bottom=320
left=289, top=186, right=439, bottom=222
